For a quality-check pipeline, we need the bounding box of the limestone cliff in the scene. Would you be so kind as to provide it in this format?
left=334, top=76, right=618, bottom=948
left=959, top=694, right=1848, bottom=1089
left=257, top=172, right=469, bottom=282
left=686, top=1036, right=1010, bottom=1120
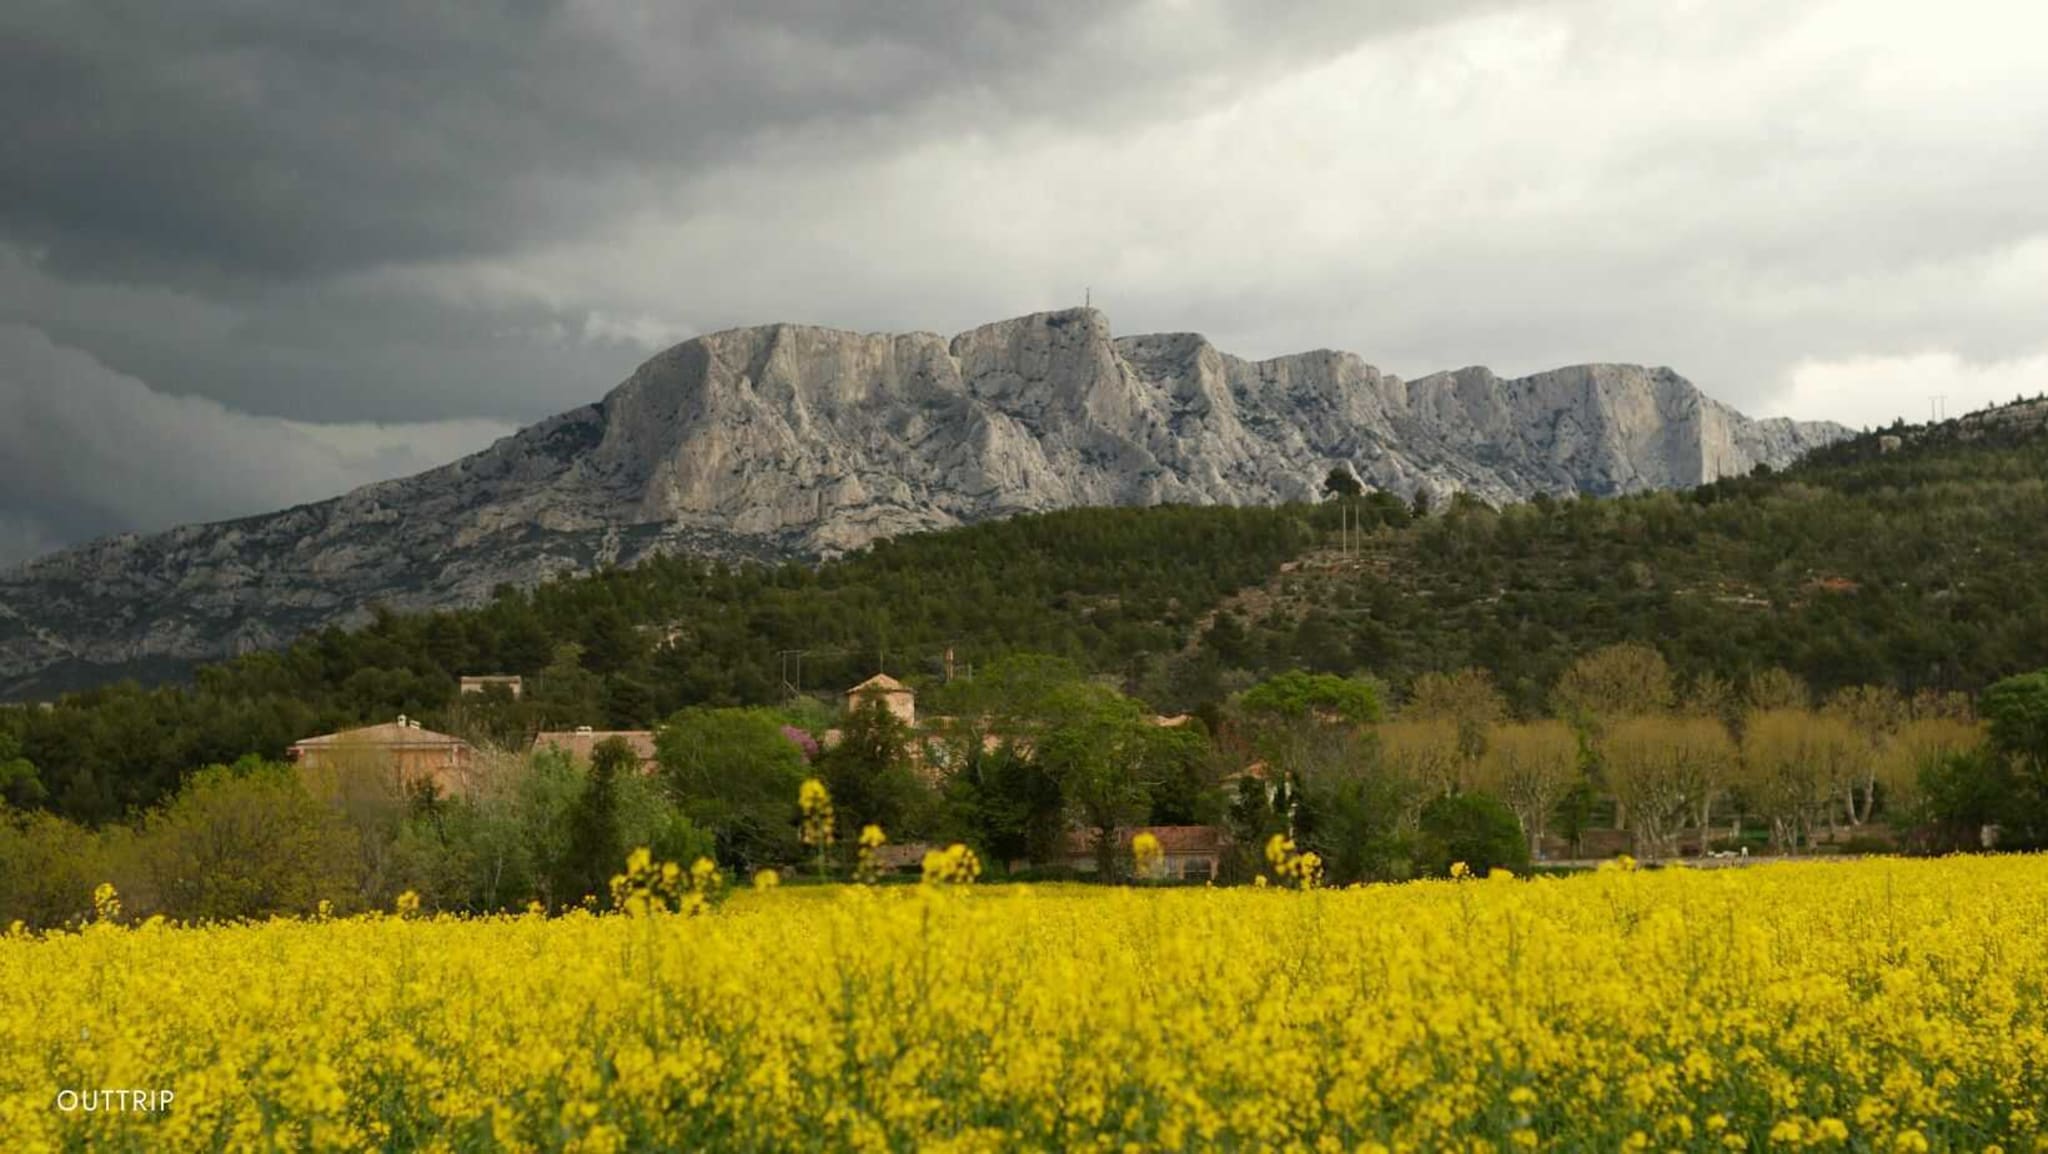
left=0, top=309, right=1846, bottom=695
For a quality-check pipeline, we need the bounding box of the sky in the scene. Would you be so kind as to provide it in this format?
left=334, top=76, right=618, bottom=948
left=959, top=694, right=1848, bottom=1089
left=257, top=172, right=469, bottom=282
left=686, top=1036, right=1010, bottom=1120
left=4, top=0, right=2046, bottom=566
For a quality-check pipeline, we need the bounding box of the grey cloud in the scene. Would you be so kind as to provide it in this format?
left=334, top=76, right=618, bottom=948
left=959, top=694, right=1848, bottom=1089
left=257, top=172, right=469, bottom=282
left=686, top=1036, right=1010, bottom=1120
left=2, top=1, right=1512, bottom=284
left=0, top=325, right=515, bottom=567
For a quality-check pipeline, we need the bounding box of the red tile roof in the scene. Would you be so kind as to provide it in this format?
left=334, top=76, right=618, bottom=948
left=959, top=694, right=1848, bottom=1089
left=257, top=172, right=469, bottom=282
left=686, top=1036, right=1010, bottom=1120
left=1064, top=825, right=1230, bottom=857
left=531, top=730, right=658, bottom=767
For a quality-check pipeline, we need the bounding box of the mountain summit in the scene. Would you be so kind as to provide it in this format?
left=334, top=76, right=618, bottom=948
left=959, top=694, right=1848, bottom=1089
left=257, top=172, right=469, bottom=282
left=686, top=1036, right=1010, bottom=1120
left=0, top=308, right=1846, bottom=695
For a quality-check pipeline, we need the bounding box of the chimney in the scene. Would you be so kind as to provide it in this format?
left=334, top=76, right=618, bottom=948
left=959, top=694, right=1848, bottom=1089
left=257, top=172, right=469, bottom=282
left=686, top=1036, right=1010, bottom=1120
left=576, top=725, right=594, bottom=734
left=397, top=714, right=408, bottom=727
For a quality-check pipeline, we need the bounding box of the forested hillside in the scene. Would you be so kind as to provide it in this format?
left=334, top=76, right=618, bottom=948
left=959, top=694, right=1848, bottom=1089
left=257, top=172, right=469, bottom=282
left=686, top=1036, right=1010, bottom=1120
left=2, top=402, right=2044, bottom=825
left=1182, top=408, right=2048, bottom=713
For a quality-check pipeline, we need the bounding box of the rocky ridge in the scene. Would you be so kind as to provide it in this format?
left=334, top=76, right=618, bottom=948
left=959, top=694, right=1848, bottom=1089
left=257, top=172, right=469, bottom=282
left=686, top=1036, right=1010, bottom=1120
left=0, top=308, right=1846, bottom=696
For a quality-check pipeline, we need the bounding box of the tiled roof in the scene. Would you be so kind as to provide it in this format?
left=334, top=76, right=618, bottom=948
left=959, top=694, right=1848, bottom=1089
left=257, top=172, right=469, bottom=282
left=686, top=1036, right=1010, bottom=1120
left=1064, top=825, right=1230, bottom=857
left=847, top=674, right=911, bottom=694
left=291, top=721, right=467, bottom=749
left=531, top=730, right=659, bottom=764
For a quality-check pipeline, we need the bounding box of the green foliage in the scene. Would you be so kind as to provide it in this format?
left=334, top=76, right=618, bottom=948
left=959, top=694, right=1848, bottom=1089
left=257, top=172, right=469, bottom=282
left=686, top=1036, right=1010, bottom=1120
left=816, top=700, right=925, bottom=840
left=1239, top=671, right=1382, bottom=725
left=1293, top=766, right=1413, bottom=886
left=1918, top=748, right=2041, bottom=852
left=0, top=808, right=112, bottom=928
left=1414, top=792, right=1530, bottom=878
left=1037, top=682, right=1207, bottom=879
left=0, top=731, right=44, bottom=809
left=556, top=737, right=631, bottom=905
left=1982, top=671, right=2048, bottom=774
left=133, top=762, right=363, bottom=922
left=1551, top=780, right=1598, bottom=859
left=940, top=741, right=1065, bottom=869
left=654, top=708, right=809, bottom=872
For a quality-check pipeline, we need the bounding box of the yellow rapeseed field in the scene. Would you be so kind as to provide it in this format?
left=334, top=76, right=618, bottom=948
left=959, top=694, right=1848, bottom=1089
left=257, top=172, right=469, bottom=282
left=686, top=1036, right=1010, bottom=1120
left=4, top=857, right=2047, bottom=1152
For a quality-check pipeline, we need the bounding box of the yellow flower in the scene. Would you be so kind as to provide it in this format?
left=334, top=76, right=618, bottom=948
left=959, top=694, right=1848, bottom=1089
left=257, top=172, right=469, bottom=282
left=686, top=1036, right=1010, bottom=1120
left=1131, top=832, right=1164, bottom=879
left=0, top=850, right=2039, bottom=1150
left=798, top=779, right=836, bottom=849
left=394, top=890, right=421, bottom=916
left=921, top=843, right=982, bottom=885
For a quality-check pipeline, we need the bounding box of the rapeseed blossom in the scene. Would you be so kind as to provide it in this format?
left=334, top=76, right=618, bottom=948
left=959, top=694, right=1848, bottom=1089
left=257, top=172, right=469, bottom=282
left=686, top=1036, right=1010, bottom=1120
left=855, top=824, right=888, bottom=885
left=920, top=842, right=981, bottom=885
left=4, top=857, right=2048, bottom=1150
left=1131, top=831, right=1165, bottom=879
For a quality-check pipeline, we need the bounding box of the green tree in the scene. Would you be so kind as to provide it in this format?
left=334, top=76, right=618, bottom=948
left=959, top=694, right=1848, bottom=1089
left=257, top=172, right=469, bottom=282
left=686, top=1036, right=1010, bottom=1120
left=135, top=762, right=363, bottom=921
left=0, top=732, right=45, bottom=809
left=1414, top=792, right=1528, bottom=877
left=559, top=737, right=632, bottom=906
left=656, top=707, right=808, bottom=871
left=1039, top=684, right=1198, bottom=879
left=1983, top=671, right=2048, bottom=775
left=0, top=809, right=109, bottom=928
left=1877, top=717, right=1983, bottom=840
left=1240, top=671, right=1382, bottom=726
left=1283, top=726, right=1414, bottom=885
left=941, top=740, right=1064, bottom=869
left=817, top=698, right=928, bottom=841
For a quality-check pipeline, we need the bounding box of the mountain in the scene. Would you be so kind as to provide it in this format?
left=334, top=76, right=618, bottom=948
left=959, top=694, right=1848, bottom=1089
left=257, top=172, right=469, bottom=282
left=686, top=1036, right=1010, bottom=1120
left=0, top=308, right=1846, bottom=697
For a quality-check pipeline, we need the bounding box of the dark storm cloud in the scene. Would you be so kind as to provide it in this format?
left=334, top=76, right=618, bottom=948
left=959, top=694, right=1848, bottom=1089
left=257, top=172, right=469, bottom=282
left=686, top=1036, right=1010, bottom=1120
left=1, top=1, right=1507, bottom=283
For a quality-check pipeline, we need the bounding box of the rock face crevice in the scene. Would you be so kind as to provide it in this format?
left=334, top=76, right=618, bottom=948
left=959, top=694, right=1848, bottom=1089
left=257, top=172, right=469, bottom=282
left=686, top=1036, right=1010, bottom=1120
left=0, top=308, right=1846, bottom=695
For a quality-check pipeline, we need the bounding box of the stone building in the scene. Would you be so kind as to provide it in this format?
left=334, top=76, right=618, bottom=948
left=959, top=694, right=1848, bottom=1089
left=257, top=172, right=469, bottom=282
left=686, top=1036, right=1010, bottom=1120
left=458, top=675, right=524, bottom=699
left=844, top=674, right=917, bottom=727
left=1063, top=825, right=1230, bottom=882
left=288, top=716, right=475, bottom=796
left=530, top=727, right=659, bottom=774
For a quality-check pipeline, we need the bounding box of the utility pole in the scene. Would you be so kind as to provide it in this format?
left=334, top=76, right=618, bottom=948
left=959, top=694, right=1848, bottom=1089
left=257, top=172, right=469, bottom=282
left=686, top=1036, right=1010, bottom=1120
left=777, top=650, right=807, bottom=699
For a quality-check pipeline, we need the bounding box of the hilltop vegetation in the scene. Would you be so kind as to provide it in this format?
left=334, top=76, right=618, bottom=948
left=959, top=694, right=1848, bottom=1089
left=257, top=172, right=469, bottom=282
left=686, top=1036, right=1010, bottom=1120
left=1187, top=411, right=2048, bottom=713
left=1, top=403, right=2045, bottom=825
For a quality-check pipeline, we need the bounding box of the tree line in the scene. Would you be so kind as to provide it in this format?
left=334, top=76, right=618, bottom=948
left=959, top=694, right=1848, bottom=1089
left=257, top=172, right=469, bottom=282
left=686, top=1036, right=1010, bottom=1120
left=8, top=648, right=2045, bottom=930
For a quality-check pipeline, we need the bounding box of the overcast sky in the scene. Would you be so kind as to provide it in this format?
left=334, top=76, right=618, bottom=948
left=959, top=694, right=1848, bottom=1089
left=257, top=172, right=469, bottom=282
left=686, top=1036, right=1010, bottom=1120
left=4, top=0, right=2046, bottom=566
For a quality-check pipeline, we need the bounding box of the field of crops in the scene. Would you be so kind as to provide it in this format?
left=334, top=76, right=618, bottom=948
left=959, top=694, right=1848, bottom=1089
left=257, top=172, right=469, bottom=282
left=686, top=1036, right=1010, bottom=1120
left=4, top=857, right=2047, bottom=1152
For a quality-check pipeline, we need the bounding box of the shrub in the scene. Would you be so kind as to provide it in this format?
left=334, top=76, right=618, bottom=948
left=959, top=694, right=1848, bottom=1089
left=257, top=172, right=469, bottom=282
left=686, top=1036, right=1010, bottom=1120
left=1415, top=792, right=1530, bottom=877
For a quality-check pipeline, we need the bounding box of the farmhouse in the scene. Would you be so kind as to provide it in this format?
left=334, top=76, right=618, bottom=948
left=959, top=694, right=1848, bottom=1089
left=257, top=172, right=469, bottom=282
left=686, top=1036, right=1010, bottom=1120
left=1064, top=825, right=1229, bottom=882
left=845, top=673, right=917, bottom=726
left=531, top=727, right=659, bottom=774
left=458, top=675, right=524, bottom=699
left=287, top=716, right=475, bottom=796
